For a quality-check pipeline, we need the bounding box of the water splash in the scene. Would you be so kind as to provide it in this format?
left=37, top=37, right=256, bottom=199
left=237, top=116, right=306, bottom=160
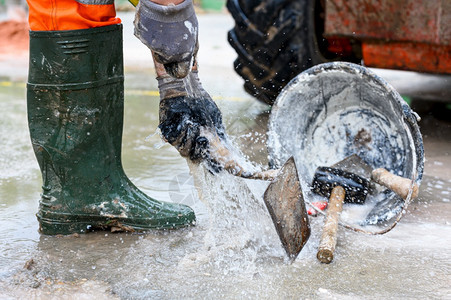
left=179, top=160, right=285, bottom=271
left=145, top=127, right=168, bottom=150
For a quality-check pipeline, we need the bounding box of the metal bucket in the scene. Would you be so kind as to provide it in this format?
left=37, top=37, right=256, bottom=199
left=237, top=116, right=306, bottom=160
left=267, top=62, right=424, bottom=233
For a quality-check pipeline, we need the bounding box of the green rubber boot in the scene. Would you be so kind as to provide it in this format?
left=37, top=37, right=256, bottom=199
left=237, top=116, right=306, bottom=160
left=27, top=24, right=195, bottom=235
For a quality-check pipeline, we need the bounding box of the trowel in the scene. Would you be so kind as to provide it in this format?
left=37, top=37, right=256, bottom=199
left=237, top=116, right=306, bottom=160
left=262, top=157, right=310, bottom=261
left=196, top=122, right=310, bottom=260
left=215, top=147, right=311, bottom=260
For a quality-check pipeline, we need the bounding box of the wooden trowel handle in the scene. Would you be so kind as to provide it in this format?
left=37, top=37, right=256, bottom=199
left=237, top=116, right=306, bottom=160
left=371, top=168, right=419, bottom=200
left=317, top=186, right=345, bottom=264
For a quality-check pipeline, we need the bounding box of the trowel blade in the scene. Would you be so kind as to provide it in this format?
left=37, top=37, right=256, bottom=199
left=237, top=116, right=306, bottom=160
left=263, top=157, right=310, bottom=261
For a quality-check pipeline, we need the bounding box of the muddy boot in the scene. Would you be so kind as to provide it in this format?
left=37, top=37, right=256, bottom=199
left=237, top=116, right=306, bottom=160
left=27, top=24, right=195, bottom=235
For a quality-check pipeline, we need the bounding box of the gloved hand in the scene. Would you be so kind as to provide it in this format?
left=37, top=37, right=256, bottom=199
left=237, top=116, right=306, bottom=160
left=156, top=61, right=279, bottom=180
left=157, top=69, right=228, bottom=173
left=134, top=0, right=198, bottom=78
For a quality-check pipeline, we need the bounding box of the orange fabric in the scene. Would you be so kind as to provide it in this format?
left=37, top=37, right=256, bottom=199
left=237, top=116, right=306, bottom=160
left=27, top=0, right=121, bottom=31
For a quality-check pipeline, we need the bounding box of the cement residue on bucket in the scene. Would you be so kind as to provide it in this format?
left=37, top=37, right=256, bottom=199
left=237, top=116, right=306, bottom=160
left=267, top=62, right=424, bottom=232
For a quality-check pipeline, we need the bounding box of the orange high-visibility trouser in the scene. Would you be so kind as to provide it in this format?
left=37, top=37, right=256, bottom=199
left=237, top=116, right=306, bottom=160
left=27, top=0, right=122, bottom=31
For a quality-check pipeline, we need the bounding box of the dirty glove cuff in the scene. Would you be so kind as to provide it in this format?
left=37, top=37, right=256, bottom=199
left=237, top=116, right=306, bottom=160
left=156, top=70, right=209, bottom=100
left=157, top=75, right=187, bottom=100
left=138, top=0, right=195, bottom=22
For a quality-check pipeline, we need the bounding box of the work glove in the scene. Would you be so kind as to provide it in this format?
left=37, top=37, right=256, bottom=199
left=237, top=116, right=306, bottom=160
left=134, top=0, right=198, bottom=78
left=157, top=66, right=273, bottom=178
left=157, top=69, right=229, bottom=173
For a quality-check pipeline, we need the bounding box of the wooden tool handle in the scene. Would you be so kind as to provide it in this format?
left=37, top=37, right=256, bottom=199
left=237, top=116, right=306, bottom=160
left=371, top=168, right=419, bottom=200
left=317, top=186, right=345, bottom=264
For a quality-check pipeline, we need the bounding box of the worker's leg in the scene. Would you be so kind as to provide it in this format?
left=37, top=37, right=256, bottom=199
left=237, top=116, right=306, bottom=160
left=27, top=0, right=121, bottom=31
left=26, top=2, right=195, bottom=234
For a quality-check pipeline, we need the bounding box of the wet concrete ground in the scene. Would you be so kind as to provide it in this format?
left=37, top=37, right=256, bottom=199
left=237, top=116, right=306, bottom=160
left=0, top=11, right=450, bottom=299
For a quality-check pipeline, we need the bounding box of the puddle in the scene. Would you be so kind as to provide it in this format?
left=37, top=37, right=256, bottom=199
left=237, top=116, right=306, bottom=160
left=1, top=76, right=450, bottom=299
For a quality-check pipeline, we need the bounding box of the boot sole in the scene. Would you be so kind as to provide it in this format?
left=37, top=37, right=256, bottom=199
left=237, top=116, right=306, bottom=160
left=37, top=212, right=196, bottom=235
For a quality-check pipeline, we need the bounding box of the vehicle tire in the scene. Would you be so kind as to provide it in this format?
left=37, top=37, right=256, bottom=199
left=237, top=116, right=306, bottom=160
left=226, top=0, right=359, bottom=105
